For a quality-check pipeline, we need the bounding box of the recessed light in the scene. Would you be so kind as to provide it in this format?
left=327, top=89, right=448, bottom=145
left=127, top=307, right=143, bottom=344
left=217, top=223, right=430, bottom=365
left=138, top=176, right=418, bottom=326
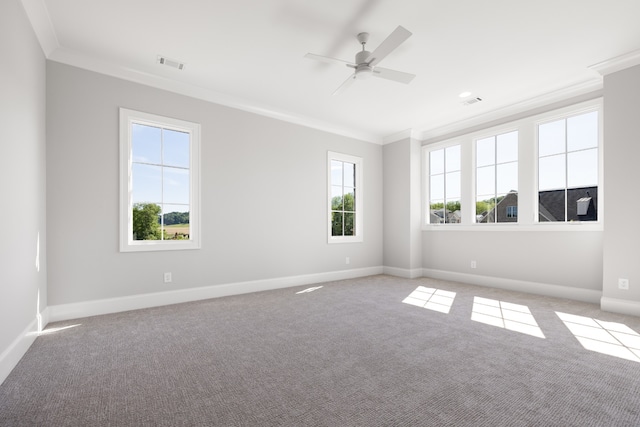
left=458, top=91, right=472, bottom=98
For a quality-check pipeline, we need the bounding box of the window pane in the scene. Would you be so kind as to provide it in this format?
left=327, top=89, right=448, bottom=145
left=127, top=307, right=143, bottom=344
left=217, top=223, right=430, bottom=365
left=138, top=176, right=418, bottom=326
left=446, top=171, right=461, bottom=199
left=343, top=189, right=355, bottom=212
left=446, top=145, right=461, bottom=171
left=476, top=196, right=496, bottom=223
left=132, top=163, right=162, bottom=203
left=162, top=204, right=190, bottom=240
left=476, top=137, right=495, bottom=167
left=539, top=189, right=565, bottom=222
left=539, top=154, right=565, bottom=191
left=331, top=212, right=343, bottom=236
left=539, top=119, right=565, bottom=157
left=476, top=165, right=495, bottom=197
left=132, top=124, right=161, bottom=164
left=430, top=149, right=444, bottom=175
left=567, top=111, right=598, bottom=152
left=497, top=193, right=518, bottom=223
left=568, top=187, right=597, bottom=221
left=445, top=199, right=461, bottom=223
left=331, top=186, right=343, bottom=210
left=430, top=174, right=444, bottom=201
left=163, top=167, right=190, bottom=205
left=343, top=162, right=355, bottom=187
left=568, top=149, right=598, bottom=188
left=429, top=200, right=445, bottom=224
left=497, top=131, right=518, bottom=163
left=163, top=129, right=190, bottom=168
left=331, top=160, right=343, bottom=185
left=497, top=162, right=518, bottom=194
left=132, top=202, right=162, bottom=240
left=344, top=212, right=355, bottom=236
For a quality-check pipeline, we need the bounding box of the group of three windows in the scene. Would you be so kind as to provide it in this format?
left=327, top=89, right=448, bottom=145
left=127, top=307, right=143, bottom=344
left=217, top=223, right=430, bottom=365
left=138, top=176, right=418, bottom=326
left=427, top=105, right=600, bottom=226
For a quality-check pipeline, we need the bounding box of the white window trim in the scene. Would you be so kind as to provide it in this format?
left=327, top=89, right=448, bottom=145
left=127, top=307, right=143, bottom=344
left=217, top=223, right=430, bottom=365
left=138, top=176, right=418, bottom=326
left=119, top=108, right=201, bottom=252
left=422, top=98, right=603, bottom=232
left=327, top=151, right=363, bottom=243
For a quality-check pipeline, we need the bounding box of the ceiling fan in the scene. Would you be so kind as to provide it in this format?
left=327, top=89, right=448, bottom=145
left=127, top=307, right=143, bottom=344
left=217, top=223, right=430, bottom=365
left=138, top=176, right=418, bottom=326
left=305, top=25, right=416, bottom=95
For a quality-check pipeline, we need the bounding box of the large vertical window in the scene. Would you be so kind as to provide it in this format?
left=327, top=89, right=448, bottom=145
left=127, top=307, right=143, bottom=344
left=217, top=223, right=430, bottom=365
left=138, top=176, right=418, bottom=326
left=120, top=108, right=201, bottom=252
left=538, top=110, right=598, bottom=222
left=328, top=152, right=363, bottom=243
left=428, top=145, right=461, bottom=224
left=476, top=131, right=518, bottom=223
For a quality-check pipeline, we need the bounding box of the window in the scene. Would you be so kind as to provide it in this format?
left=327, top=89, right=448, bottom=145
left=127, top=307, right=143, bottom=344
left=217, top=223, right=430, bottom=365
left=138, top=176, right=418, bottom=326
left=120, top=108, right=201, bottom=252
left=328, top=152, right=363, bottom=243
left=422, top=98, right=601, bottom=230
left=476, top=131, right=518, bottom=223
left=538, top=110, right=598, bottom=222
left=428, top=145, right=461, bottom=224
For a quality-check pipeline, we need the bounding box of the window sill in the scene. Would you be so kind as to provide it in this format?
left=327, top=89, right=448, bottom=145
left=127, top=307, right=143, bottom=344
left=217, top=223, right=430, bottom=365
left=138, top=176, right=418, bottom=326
left=422, top=222, right=603, bottom=232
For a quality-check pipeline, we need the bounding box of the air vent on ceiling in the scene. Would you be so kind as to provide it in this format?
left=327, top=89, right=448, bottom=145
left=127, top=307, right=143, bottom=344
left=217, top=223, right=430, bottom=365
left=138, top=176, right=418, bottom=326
left=157, top=55, right=185, bottom=70
left=462, top=97, right=483, bottom=106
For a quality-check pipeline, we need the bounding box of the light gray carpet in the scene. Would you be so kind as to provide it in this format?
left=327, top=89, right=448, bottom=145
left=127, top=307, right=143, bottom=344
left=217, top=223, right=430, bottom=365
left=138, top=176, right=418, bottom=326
left=1, top=275, right=640, bottom=426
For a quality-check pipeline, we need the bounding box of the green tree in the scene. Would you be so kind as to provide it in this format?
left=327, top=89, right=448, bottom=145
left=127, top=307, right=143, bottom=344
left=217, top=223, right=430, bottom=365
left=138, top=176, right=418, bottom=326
left=132, top=203, right=162, bottom=240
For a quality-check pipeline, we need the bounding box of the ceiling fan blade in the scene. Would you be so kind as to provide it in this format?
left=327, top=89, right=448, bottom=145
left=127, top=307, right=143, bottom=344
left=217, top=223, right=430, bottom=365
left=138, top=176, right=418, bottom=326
left=332, top=74, right=357, bottom=96
left=365, top=25, right=412, bottom=67
left=304, top=53, right=355, bottom=68
left=372, top=67, right=415, bottom=84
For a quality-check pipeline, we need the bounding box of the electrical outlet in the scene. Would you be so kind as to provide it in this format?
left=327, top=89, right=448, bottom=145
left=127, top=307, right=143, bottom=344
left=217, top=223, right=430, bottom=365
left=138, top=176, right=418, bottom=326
left=346, top=257, right=350, bottom=265
left=470, top=260, right=477, bottom=269
left=618, top=278, right=629, bottom=290
left=164, top=272, right=172, bottom=283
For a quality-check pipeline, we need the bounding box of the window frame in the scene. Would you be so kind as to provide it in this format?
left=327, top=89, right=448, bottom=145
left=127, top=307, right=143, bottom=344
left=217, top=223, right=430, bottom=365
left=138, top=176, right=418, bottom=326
left=534, top=105, right=602, bottom=224
left=119, top=108, right=201, bottom=252
left=474, top=130, right=519, bottom=224
left=424, top=143, right=463, bottom=225
left=327, top=151, right=363, bottom=244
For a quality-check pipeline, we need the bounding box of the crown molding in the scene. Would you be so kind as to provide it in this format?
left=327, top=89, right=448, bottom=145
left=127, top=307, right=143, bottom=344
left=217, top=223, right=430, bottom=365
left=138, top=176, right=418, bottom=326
left=589, top=49, right=640, bottom=76
left=48, top=48, right=382, bottom=144
left=417, top=78, right=603, bottom=141
left=382, top=128, right=418, bottom=145
left=20, top=0, right=59, bottom=57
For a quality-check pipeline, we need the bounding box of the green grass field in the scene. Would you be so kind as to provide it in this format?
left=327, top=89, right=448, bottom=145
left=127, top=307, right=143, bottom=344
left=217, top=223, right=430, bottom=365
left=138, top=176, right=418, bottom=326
left=163, top=224, right=189, bottom=236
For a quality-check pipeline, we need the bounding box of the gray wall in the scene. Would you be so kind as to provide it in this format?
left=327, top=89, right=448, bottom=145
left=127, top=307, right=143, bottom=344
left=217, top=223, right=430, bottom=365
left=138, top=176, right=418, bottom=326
left=46, top=62, right=383, bottom=306
left=383, top=138, right=422, bottom=274
left=423, top=231, right=603, bottom=291
left=0, top=0, right=47, bottom=354
left=602, top=64, right=640, bottom=306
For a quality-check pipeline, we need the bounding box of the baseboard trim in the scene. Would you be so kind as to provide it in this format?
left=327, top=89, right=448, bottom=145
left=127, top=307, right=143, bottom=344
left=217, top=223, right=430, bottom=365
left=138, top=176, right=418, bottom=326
left=0, top=307, right=49, bottom=386
left=383, top=266, right=423, bottom=279
left=600, top=297, right=640, bottom=316
left=49, top=266, right=384, bottom=323
left=422, top=268, right=602, bottom=304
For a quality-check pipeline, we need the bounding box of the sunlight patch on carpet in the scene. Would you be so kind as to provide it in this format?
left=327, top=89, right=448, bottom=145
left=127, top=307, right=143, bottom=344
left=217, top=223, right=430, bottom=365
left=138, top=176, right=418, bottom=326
left=472, top=297, right=545, bottom=338
left=557, top=312, right=640, bottom=363
left=296, top=286, right=323, bottom=294
left=30, top=324, right=82, bottom=336
left=402, top=286, right=456, bottom=314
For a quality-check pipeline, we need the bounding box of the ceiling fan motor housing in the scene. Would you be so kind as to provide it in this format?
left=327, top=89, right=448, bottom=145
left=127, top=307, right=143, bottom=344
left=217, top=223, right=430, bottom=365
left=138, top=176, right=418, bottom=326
left=355, top=50, right=373, bottom=79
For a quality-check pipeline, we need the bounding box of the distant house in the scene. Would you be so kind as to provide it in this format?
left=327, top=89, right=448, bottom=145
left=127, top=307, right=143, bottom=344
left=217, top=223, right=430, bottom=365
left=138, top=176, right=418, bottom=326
left=430, top=208, right=462, bottom=224
left=539, top=186, right=597, bottom=222
left=478, top=191, right=519, bottom=223
left=476, top=187, right=597, bottom=223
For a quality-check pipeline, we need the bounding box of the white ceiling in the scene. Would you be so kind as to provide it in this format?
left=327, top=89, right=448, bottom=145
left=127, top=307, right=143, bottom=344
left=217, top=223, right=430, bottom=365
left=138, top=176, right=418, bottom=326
left=22, top=0, right=640, bottom=143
